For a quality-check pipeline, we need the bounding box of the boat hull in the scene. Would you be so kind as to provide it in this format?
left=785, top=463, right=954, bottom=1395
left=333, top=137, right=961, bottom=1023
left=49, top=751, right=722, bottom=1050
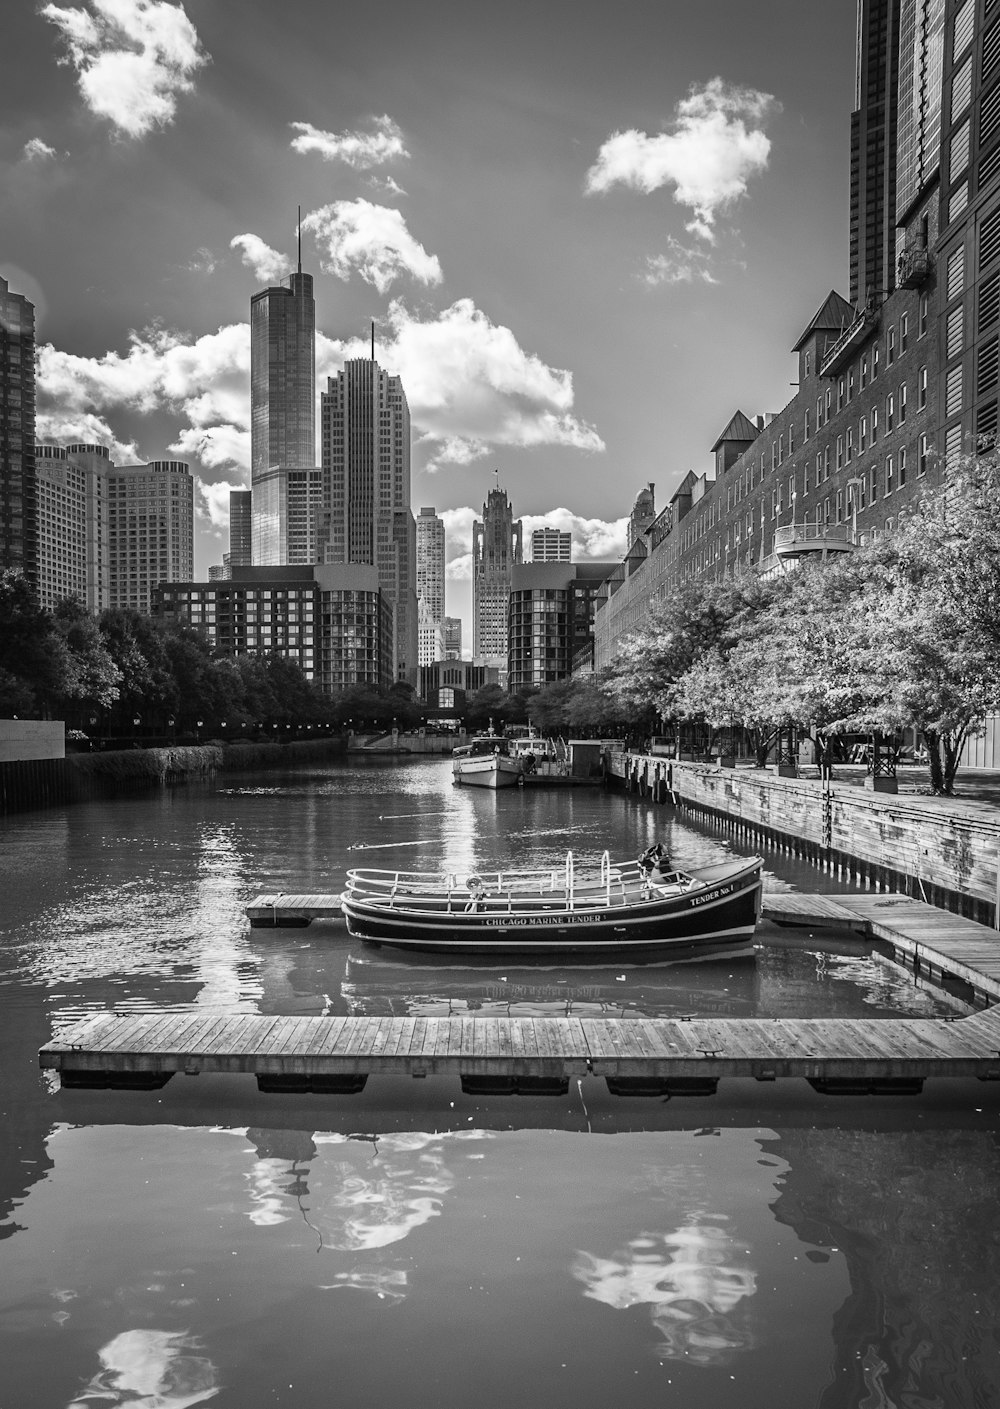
left=452, top=757, right=522, bottom=788
left=341, top=864, right=763, bottom=960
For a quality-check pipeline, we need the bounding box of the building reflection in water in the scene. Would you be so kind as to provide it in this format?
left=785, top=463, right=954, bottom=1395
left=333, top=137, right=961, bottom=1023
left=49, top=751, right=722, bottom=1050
left=572, top=1221, right=756, bottom=1364
left=67, top=1328, right=218, bottom=1408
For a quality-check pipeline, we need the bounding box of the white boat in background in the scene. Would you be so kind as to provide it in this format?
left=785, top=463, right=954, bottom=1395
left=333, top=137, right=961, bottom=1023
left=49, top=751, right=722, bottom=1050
left=451, top=734, right=523, bottom=789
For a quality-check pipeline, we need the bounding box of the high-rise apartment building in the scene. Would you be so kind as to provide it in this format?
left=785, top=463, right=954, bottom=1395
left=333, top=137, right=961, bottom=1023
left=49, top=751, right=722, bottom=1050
left=320, top=357, right=417, bottom=682
left=936, top=0, right=1000, bottom=459
left=416, top=506, right=445, bottom=665
left=509, top=561, right=616, bottom=692
left=65, top=443, right=111, bottom=612
left=34, top=445, right=88, bottom=611
left=530, top=526, right=572, bottom=562
left=250, top=246, right=316, bottom=565
left=229, top=489, right=252, bottom=568
left=1, top=275, right=36, bottom=586
left=851, top=0, right=903, bottom=305
left=472, top=486, right=522, bottom=668
left=107, top=459, right=194, bottom=612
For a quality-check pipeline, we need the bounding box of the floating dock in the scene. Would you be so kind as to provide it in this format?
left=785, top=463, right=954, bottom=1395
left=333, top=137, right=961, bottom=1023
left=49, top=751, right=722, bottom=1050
left=41, top=889, right=1000, bottom=1100
left=38, top=1007, right=1000, bottom=1099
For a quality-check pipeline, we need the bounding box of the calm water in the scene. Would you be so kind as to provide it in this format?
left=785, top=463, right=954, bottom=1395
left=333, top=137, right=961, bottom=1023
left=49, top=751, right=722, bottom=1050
left=1, top=756, right=999, bottom=1408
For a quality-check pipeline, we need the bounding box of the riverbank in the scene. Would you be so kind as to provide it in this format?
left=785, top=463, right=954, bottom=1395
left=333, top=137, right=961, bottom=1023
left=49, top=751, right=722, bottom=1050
left=0, top=735, right=348, bottom=816
left=612, top=753, right=1000, bottom=927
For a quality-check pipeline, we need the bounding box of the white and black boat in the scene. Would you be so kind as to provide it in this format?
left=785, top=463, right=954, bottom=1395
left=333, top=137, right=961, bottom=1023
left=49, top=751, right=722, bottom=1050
left=340, top=847, right=764, bottom=960
left=451, top=734, right=523, bottom=789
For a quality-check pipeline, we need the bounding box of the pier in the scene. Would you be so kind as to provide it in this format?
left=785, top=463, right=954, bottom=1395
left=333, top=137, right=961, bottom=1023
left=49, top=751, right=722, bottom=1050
left=38, top=1006, right=1000, bottom=1097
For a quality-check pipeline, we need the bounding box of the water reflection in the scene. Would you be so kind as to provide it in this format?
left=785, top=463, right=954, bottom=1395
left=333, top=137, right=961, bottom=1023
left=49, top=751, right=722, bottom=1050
left=573, top=1222, right=757, bottom=1365
left=68, top=1329, right=218, bottom=1409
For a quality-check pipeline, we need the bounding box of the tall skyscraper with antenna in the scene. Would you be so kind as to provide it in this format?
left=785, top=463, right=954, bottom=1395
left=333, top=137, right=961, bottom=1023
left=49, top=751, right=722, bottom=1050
left=250, top=212, right=316, bottom=564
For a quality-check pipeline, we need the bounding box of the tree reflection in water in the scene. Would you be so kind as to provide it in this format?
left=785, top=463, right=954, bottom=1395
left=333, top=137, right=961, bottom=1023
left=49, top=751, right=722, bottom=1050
left=573, top=1222, right=756, bottom=1365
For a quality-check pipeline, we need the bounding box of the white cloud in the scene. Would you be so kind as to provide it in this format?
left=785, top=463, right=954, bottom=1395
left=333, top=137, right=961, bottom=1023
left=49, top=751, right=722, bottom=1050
left=290, top=115, right=408, bottom=168
left=41, top=0, right=209, bottom=139
left=368, top=175, right=407, bottom=197
left=302, top=200, right=442, bottom=293
left=36, top=297, right=602, bottom=478
left=35, top=407, right=139, bottom=463
left=196, top=477, right=243, bottom=529
left=186, top=245, right=216, bottom=274
left=643, top=237, right=720, bottom=286
left=378, top=299, right=604, bottom=469
left=230, top=232, right=290, bottom=285
left=22, top=137, right=59, bottom=161
left=585, top=77, right=775, bottom=240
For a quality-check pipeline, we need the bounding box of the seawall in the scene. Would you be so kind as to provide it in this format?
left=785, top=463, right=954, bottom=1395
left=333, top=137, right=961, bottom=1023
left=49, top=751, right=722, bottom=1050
left=610, top=753, right=1000, bottom=928
left=0, top=736, right=348, bottom=817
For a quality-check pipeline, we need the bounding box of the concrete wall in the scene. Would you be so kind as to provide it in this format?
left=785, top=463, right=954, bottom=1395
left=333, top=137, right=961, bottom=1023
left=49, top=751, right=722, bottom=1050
left=0, top=720, right=64, bottom=762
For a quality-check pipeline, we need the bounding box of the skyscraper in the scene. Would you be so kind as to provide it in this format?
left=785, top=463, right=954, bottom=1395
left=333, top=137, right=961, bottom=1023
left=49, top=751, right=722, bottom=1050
left=851, top=0, right=903, bottom=306
left=472, top=485, right=522, bottom=668
left=107, top=459, right=194, bottom=612
left=34, top=445, right=88, bottom=611
left=530, top=526, right=572, bottom=562
left=250, top=232, right=316, bottom=565
left=416, top=506, right=445, bottom=665
left=320, top=356, right=417, bottom=682
left=1, top=275, right=36, bottom=586
left=229, top=489, right=252, bottom=568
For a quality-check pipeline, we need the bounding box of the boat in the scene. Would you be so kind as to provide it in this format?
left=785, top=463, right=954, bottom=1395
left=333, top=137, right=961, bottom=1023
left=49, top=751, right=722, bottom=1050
left=451, top=734, right=523, bottom=789
left=340, top=847, right=764, bottom=960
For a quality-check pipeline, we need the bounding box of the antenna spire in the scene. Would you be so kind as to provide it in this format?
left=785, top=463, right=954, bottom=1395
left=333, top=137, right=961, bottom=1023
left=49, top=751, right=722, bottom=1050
left=371, top=320, right=375, bottom=361
left=297, top=206, right=302, bottom=274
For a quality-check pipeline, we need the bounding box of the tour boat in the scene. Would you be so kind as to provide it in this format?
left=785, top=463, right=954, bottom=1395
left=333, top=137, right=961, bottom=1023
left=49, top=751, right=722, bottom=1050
left=451, top=734, right=523, bottom=789
left=340, top=848, right=764, bottom=960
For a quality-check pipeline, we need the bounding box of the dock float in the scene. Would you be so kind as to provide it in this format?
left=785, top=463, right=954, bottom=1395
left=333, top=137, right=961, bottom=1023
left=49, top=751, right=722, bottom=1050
left=39, top=1008, right=1000, bottom=1099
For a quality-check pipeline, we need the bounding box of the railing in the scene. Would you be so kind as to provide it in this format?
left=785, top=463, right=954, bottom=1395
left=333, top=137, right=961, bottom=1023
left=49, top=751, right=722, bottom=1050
left=819, top=308, right=879, bottom=377
left=774, top=522, right=855, bottom=554
left=897, top=246, right=933, bottom=288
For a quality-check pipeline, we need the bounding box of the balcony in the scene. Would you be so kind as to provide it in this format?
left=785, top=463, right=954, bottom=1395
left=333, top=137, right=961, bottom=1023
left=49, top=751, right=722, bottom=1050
left=897, top=245, right=933, bottom=289
left=819, top=307, right=879, bottom=377
left=773, top=522, right=855, bottom=560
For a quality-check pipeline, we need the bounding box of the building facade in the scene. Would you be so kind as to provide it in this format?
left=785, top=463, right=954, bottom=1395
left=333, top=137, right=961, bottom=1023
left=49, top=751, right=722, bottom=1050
left=64, top=443, right=111, bottom=612
left=472, top=486, right=522, bottom=668
left=320, top=357, right=417, bottom=683
left=250, top=263, right=316, bottom=565
left=34, top=445, right=88, bottom=611
left=229, top=489, right=252, bottom=568
left=154, top=564, right=393, bottom=694
left=416, top=505, right=445, bottom=666
left=107, top=459, right=195, bottom=613
left=508, top=561, right=616, bottom=693
left=419, top=659, right=500, bottom=714
left=1, top=275, right=36, bottom=586
left=444, top=616, right=462, bottom=659
left=529, top=526, right=572, bottom=562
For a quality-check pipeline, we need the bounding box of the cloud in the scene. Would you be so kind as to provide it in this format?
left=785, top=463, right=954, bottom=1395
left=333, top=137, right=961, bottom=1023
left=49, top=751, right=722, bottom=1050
left=196, top=477, right=242, bottom=529
left=35, top=407, right=139, bottom=463
left=585, top=77, right=775, bottom=240
left=643, top=237, right=720, bottom=286
left=368, top=175, right=407, bottom=197
left=22, top=138, right=59, bottom=161
left=302, top=200, right=442, bottom=293
left=440, top=507, right=626, bottom=580
left=37, top=322, right=251, bottom=470
left=41, top=0, right=209, bottom=139
left=186, top=245, right=216, bottom=274
left=377, top=299, right=604, bottom=469
left=230, top=232, right=290, bottom=284
left=36, top=298, right=602, bottom=478
left=290, top=115, right=408, bottom=168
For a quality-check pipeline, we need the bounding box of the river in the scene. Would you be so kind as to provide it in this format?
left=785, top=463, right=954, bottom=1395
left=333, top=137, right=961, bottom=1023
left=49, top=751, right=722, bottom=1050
left=1, top=755, right=998, bottom=1408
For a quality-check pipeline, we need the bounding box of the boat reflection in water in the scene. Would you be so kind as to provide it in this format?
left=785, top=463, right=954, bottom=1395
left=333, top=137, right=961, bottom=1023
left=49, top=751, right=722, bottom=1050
left=342, top=950, right=757, bottom=1020
left=573, top=1223, right=757, bottom=1365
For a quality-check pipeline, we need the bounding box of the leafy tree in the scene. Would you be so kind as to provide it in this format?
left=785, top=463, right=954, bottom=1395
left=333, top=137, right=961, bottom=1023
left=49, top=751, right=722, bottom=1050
left=52, top=599, right=122, bottom=722
left=0, top=569, right=71, bottom=716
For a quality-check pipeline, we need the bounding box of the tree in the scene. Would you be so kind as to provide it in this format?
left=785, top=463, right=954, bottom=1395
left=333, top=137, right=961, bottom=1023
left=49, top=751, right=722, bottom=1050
left=0, top=569, right=71, bottom=716
left=52, top=599, right=121, bottom=723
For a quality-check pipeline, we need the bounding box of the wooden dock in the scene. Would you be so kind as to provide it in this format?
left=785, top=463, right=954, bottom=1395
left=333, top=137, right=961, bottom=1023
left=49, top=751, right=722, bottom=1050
left=761, top=892, right=1000, bottom=1001
left=246, top=893, right=344, bottom=927
left=38, top=1006, right=1000, bottom=1099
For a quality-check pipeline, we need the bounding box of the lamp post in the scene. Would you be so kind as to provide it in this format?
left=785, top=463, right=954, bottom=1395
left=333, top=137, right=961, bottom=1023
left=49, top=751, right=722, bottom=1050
left=847, top=476, right=863, bottom=543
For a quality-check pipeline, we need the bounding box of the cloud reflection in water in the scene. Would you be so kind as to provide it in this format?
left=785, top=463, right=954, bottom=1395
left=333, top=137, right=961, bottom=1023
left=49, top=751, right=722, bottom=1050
left=67, top=1329, right=218, bottom=1408
left=573, top=1223, right=756, bottom=1365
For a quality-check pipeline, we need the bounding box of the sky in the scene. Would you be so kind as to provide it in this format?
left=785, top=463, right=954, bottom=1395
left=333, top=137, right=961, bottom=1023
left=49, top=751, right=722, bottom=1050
left=3, top=0, right=857, bottom=646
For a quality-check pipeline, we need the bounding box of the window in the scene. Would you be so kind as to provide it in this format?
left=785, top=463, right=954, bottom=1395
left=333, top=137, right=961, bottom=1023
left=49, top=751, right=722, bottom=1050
left=838, top=378, right=845, bottom=412
left=825, top=388, right=833, bottom=420
left=816, top=395, right=823, bottom=428
left=899, top=383, right=907, bottom=423
left=836, top=435, right=844, bottom=470
left=872, top=405, right=879, bottom=441
left=846, top=426, right=854, bottom=462
left=861, top=355, right=868, bottom=389
left=835, top=488, right=843, bottom=523
left=804, top=408, right=811, bottom=440
left=919, top=293, right=929, bottom=338
left=804, top=351, right=811, bottom=377
left=900, top=313, right=908, bottom=354
left=918, top=434, right=928, bottom=476
left=860, top=415, right=868, bottom=454
left=873, top=343, right=880, bottom=379
left=885, top=456, right=894, bottom=496
left=898, top=447, right=907, bottom=488
left=815, top=454, right=822, bottom=490
left=887, top=326, right=896, bottom=365
left=918, top=365, right=928, bottom=409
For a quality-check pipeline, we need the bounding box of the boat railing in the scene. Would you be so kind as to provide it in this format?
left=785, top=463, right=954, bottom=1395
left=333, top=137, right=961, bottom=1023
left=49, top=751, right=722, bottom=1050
left=345, top=855, right=650, bottom=911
